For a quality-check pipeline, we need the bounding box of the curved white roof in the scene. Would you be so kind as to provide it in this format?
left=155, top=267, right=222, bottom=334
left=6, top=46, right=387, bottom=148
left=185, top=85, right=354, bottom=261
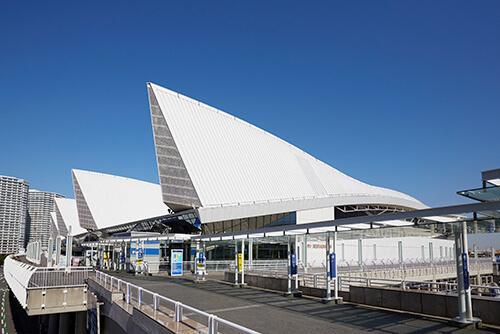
left=148, top=83, right=426, bottom=223
left=49, top=212, right=59, bottom=238
left=72, top=169, right=170, bottom=230
left=54, top=198, right=86, bottom=235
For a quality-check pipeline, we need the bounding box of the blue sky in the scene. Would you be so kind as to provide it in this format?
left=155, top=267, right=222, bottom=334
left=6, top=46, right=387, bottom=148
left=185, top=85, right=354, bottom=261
left=0, top=1, right=499, bottom=206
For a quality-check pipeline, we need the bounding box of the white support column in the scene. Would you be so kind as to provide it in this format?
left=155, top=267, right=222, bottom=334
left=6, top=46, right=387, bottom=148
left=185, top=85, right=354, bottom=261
left=461, top=221, right=473, bottom=321
left=454, top=225, right=467, bottom=322
left=303, top=234, right=308, bottom=273
left=333, top=231, right=339, bottom=301
left=248, top=239, right=253, bottom=271
left=294, top=235, right=299, bottom=291
left=325, top=232, right=331, bottom=300
left=286, top=237, right=292, bottom=295
left=453, top=222, right=477, bottom=324
left=47, top=238, right=53, bottom=267
left=111, top=244, right=115, bottom=271
left=55, top=236, right=61, bottom=267
left=358, top=239, right=363, bottom=268
left=241, top=239, right=245, bottom=286
left=234, top=240, right=239, bottom=286
left=66, top=227, right=73, bottom=270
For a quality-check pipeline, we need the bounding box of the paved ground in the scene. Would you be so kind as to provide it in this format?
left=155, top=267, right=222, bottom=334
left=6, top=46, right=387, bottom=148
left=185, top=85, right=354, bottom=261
left=107, top=272, right=500, bottom=334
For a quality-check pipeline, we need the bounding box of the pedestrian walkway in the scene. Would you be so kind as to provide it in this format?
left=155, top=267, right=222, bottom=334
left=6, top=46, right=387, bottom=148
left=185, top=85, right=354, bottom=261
left=107, top=272, right=498, bottom=334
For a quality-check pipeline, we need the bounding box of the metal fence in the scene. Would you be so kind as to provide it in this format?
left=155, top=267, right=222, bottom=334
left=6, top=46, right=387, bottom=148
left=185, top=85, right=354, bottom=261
left=28, top=267, right=92, bottom=288
left=95, top=271, right=260, bottom=334
left=300, top=273, right=499, bottom=297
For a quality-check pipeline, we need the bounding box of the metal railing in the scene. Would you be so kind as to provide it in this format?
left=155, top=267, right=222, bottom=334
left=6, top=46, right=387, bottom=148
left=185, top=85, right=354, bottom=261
left=300, top=273, right=500, bottom=297
left=95, top=271, right=260, bottom=334
left=28, top=267, right=92, bottom=288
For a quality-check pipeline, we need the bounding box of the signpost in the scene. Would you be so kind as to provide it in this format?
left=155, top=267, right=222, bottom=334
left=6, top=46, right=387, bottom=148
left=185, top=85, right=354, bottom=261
left=171, top=249, right=184, bottom=277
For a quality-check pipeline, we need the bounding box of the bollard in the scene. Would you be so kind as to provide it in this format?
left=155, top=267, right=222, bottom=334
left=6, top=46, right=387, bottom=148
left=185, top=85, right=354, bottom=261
left=138, top=288, right=142, bottom=305
left=126, top=283, right=130, bottom=304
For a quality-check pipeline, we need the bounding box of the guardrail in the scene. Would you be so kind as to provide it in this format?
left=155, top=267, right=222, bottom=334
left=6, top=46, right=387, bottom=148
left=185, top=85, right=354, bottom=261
left=301, top=273, right=500, bottom=297
left=95, top=271, right=260, bottom=334
left=29, top=267, right=92, bottom=288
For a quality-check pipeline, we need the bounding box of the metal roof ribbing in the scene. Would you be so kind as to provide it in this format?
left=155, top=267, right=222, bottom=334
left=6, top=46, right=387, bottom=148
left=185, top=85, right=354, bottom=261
left=149, top=83, right=425, bottom=215
left=71, top=169, right=170, bottom=230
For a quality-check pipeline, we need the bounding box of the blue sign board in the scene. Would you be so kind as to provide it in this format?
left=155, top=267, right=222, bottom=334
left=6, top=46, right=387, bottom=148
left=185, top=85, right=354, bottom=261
left=198, top=251, right=205, bottom=264
left=171, top=249, right=183, bottom=277
left=329, top=252, right=337, bottom=279
left=461, top=252, right=470, bottom=290
left=290, top=253, right=297, bottom=275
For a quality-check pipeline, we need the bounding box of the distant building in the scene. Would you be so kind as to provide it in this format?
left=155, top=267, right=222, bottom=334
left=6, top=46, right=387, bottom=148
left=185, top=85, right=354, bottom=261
left=27, top=190, right=63, bottom=248
left=0, top=175, right=29, bottom=254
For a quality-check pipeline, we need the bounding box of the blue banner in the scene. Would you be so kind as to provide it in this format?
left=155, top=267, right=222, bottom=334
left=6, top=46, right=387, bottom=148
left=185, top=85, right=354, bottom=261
left=461, top=252, right=470, bottom=290
left=290, top=253, right=297, bottom=275
left=329, top=252, right=337, bottom=279
left=171, top=249, right=183, bottom=276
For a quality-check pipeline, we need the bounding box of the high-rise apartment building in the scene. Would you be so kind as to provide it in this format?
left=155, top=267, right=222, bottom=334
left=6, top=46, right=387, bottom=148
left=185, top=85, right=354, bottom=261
left=0, top=175, right=29, bottom=254
left=27, top=190, right=63, bottom=248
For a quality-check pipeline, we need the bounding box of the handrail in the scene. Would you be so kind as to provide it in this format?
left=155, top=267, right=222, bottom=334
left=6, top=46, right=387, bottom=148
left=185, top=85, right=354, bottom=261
left=95, top=271, right=260, bottom=334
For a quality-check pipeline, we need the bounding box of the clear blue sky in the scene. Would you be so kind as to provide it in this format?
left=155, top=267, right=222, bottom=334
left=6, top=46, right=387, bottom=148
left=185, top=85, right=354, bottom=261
left=1, top=1, right=499, bottom=207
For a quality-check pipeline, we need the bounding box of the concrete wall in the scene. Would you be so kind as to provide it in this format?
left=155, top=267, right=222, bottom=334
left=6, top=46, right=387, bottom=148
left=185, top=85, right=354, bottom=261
left=349, top=286, right=500, bottom=326
left=88, top=279, right=175, bottom=334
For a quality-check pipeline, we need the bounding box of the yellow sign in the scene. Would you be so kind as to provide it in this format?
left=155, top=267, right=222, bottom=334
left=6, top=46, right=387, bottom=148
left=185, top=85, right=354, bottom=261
left=237, top=253, right=243, bottom=272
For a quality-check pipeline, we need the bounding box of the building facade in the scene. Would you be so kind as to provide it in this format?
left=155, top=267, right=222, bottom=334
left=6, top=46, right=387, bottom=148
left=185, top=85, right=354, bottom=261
left=0, top=175, right=29, bottom=254
left=27, top=190, right=63, bottom=248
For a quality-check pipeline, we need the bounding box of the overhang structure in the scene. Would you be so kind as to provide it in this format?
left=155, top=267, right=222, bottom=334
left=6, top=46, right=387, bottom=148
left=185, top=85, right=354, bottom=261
left=148, top=82, right=426, bottom=225
left=54, top=197, right=86, bottom=236
left=71, top=169, right=171, bottom=231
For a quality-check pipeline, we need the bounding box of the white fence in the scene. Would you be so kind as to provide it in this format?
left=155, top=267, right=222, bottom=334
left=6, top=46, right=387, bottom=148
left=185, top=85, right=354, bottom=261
left=3, top=255, right=92, bottom=308
left=95, top=271, right=260, bottom=334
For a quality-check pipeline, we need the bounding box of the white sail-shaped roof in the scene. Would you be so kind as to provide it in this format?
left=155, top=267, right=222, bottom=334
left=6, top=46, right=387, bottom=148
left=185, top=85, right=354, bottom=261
left=72, top=169, right=170, bottom=230
left=54, top=198, right=86, bottom=236
left=49, top=212, right=59, bottom=239
left=148, top=83, right=426, bottom=223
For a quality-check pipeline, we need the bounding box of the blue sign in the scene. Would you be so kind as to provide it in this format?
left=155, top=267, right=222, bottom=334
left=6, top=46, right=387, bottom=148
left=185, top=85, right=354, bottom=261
left=194, top=217, right=202, bottom=230
left=329, top=252, right=337, bottom=279
left=461, top=252, right=470, bottom=290
left=137, top=248, right=143, bottom=260
left=198, top=251, right=205, bottom=264
left=290, top=253, right=297, bottom=275
left=120, top=253, right=125, bottom=264
left=171, top=249, right=183, bottom=276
